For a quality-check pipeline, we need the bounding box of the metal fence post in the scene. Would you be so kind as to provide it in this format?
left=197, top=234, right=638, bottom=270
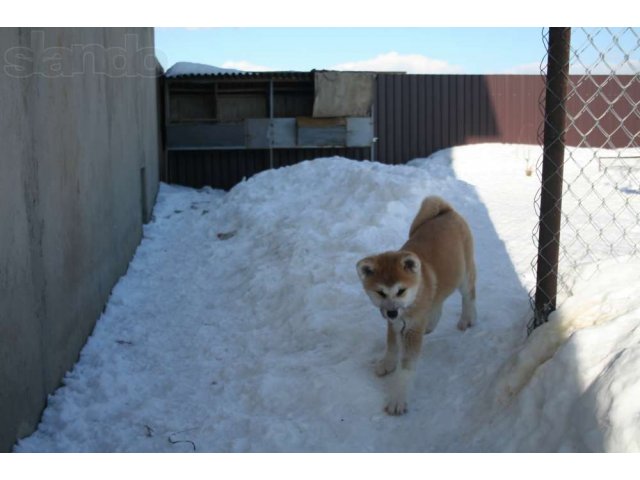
left=533, top=27, right=572, bottom=329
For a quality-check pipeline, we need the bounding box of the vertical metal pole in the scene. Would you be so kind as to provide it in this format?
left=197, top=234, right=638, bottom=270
left=534, top=27, right=572, bottom=329
left=370, top=102, right=376, bottom=162
left=163, top=77, right=171, bottom=182
left=269, top=78, right=274, bottom=169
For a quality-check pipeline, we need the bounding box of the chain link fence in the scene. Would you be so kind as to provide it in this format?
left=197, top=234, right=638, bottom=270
left=529, top=27, right=640, bottom=333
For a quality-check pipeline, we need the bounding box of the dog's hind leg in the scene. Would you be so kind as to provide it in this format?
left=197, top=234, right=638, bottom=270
left=457, top=274, right=477, bottom=331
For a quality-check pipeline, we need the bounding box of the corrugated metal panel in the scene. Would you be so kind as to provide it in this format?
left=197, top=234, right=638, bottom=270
left=167, top=150, right=270, bottom=190
left=377, top=74, right=541, bottom=163
left=273, top=147, right=370, bottom=168
left=374, top=74, right=639, bottom=164
left=167, top=147, right=371, bottom=190
left=167, top=70, right=313, bottom=80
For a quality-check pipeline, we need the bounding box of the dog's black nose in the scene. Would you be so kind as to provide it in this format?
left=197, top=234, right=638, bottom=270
left=387, top=310, right=398, bottom=319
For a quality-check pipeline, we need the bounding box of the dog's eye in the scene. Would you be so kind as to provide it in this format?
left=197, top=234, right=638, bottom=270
left=397, top=288, right=406, bottom=296
left=377, top=290, right=386, bottom=298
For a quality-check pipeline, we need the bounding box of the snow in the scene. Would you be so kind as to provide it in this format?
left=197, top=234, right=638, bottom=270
left=492, top=260, right=640, bottom=451
left=13, top=143, right=640, bottom=452
left=164, top=61, right=240, bottom=77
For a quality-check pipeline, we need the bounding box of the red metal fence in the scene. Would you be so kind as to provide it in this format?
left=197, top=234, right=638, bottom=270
left=375, top=74, right=640, bottom=165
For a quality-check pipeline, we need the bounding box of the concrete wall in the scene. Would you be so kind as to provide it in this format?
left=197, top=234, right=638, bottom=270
left=0, top=28, right=159, bottom=451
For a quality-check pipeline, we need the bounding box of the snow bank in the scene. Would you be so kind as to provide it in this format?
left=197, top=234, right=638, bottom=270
left=497, top=260, right=640, bottom=400
left=13, top=144, right=640, bottom=452
left=475, top=260, right=640, bottom=452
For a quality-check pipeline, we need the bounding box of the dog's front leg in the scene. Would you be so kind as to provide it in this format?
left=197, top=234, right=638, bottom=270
left=385, top=327, right=424, bottom=415
left=376, top=321, right=399, bottom=376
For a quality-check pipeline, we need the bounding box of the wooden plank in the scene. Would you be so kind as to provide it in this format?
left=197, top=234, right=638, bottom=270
left=297, top=124, right=347, bottom=147
left=167, top=123, right=245, bottom=149
left=296, top=117, right=347, bottom=128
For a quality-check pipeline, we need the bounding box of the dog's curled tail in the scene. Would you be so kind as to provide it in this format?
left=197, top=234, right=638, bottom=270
left=409, top=196, right=453, bottom=236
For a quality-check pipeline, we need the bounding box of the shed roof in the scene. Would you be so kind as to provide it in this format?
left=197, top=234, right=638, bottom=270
left=165, top=61, right=312, bottom=80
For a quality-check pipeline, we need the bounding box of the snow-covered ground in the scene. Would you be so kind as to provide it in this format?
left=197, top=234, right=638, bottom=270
left=13, top=143, right=640, bottom=452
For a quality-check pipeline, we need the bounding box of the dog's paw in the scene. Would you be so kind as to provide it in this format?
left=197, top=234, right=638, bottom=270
left=375, top=358, right=397, bottom=377
left=384, top=398, right=408, bottom=416
left=457, top=316, right=475, bottom=331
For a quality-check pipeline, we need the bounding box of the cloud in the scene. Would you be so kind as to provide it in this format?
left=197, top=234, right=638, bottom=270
left=221, top=60, right=275, bottom=72
left=329, top=52, right=463, bottom=74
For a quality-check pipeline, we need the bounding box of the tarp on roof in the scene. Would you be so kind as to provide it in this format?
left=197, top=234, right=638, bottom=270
left=312, top=71, right=375, bottom=118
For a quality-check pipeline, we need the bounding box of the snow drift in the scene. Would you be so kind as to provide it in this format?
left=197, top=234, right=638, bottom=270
left=14, top=144, right=640, bottom=452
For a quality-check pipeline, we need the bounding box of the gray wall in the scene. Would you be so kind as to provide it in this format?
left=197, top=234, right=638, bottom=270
left=0, top=27, right=159, bottom=451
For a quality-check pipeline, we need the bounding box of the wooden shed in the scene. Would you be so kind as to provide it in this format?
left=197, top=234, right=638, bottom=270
left=163, top=63, right=376, bottom=189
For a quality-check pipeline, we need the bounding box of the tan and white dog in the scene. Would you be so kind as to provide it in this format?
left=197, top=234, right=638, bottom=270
left=356, top=196, right=477, bottom=415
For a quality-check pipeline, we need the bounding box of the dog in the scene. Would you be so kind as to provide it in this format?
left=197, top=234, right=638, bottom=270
left=356, top=196, right=477, bottom=415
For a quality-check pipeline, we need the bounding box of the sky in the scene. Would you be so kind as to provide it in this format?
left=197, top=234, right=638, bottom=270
left=154, top=28, right=548, bottom=75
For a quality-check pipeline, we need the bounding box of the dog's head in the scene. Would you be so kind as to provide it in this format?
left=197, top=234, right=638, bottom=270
left=356, top=250, right=422, bottom=323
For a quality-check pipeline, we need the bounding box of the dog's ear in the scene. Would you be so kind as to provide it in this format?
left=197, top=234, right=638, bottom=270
left=356, top=257, right=376, bottom=281
left=401, top=253, right=421, bottom=274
